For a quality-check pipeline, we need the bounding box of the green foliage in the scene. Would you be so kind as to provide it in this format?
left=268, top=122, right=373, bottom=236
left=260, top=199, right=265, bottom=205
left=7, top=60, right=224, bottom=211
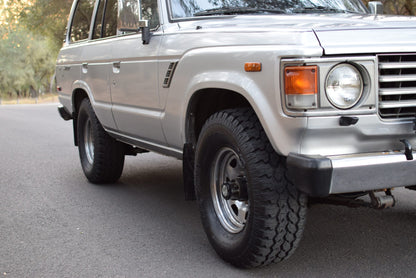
left=0, top=0, right=72, bottom=99
left=19, top=0, right=73, bottom=52
left=0, top=24, right=55, bottom=98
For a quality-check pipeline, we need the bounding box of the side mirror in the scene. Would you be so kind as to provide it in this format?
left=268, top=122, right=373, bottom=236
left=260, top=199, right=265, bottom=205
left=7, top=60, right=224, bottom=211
left=368, top=1, right=383, bottom=15
left=138, top=20, right=151, bottom=45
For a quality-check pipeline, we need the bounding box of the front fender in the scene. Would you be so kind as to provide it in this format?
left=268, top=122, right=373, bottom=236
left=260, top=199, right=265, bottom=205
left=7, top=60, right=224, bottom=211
left=162, top=45, right=320, bottom=155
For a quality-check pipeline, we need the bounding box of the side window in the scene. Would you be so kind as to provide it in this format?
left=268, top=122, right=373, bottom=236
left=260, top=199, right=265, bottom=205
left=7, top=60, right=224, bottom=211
left=117, top=0, right=159, bottom=34
left=93, top=0, right=118, bottom=39
left=118, top=0, right=140, bottom=33
left=93, top=0, right=105, bottom=39
left=104, top=0, right=118, bottom=37
left=70, top=0, right=95, bottom=42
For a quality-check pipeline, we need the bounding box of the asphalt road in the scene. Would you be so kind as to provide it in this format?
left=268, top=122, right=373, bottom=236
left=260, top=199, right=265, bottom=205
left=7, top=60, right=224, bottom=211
left=0, top=104, right=415, bottom=278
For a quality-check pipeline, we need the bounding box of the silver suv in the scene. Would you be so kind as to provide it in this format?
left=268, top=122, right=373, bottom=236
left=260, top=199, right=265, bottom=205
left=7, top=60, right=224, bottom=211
left=57, top=0, right=416, bottom=268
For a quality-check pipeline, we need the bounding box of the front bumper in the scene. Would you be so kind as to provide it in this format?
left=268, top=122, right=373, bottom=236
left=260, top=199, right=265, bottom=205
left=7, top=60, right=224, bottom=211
left=287, top=150, right=416, bottom=197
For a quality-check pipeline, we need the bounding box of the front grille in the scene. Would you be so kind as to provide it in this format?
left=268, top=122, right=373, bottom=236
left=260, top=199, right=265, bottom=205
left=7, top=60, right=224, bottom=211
left=378, top=54, right=416, bottom=119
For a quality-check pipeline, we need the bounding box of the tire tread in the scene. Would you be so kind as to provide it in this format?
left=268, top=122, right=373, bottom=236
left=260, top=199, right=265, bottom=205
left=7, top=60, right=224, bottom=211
left=78, top=98, right=125, bottom=184
left=197, top=108, right=307, bottom=268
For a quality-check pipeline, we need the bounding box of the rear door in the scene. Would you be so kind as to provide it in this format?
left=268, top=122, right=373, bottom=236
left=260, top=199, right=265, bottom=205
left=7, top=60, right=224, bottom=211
left=80, top=0, right=118, bottom=130
left=56, top=0, right=96, bottom=112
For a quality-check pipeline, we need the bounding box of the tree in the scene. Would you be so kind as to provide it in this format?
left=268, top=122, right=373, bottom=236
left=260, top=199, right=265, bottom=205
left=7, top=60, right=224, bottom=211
left=3, top=0, right=73, bottom=53
left=0, top=24, right=55, bottom=98
left=19, top=0, right=73, bottom=52
left=362, top=0, right=416, bottom=15
left=0, top=0, right=59, bottom=99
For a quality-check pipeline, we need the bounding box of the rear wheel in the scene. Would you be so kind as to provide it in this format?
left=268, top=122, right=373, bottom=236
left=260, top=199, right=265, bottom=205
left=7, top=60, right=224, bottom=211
left=77, top=98, right=125, bottom=183
left=195, top=108, right=307, bottom=268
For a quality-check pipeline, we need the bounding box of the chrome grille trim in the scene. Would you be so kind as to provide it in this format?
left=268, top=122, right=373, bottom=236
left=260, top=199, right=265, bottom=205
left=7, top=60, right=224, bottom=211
left=379, top=100, right=416, bottom=109
left=380, top=87, right=416, bottom=96
left=379, top=74, right=416, bottom=83
left=378, top=54, right=416, bottom=119
left=379, top=62, right=416, bottom=70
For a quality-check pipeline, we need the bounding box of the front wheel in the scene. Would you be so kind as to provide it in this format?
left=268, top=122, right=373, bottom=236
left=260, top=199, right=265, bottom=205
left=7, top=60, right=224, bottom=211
left=195, top=108, right=307, bottom=268
left=77, top=98, right=125, bottom=183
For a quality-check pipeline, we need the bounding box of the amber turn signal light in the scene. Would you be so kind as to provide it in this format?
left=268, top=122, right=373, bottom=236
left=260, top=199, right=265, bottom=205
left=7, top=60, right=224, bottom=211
left=245, top=62, right=262, bottom=72
left=284, top=66, right=318, bottom=95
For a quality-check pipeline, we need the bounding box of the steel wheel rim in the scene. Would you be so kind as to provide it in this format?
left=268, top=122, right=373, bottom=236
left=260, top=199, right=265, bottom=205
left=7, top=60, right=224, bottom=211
left=211, top=147, right=249, bottom=234
left=84, top=118, right=94, bottom=164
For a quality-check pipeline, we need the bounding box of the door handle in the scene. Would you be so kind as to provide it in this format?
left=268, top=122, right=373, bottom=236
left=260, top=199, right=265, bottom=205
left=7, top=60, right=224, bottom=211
left=82, top=63, right=88, bottom=74
left=113, top=62, right=121, bottom=73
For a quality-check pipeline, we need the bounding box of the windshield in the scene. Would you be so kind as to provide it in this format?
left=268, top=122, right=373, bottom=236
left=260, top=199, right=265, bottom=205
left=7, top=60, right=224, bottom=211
left=169, top=0, right=368, bottom=19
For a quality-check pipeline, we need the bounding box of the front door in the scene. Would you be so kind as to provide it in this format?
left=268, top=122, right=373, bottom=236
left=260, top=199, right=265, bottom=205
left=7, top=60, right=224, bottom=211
left=110, top=0, right=165, bottom=145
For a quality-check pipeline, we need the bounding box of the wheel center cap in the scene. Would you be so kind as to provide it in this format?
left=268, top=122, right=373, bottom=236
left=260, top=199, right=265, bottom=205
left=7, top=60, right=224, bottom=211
left=221, top=183, right=231, bottom=199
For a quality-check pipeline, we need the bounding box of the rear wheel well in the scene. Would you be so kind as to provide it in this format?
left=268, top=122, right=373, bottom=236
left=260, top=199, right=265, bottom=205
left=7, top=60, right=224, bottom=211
left=73, top=89, right=89, bottom=115
left=72, top=89, right=89, bottom=146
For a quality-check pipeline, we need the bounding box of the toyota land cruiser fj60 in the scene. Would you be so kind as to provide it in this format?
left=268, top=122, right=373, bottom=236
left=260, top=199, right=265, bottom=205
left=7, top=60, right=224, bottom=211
left=57, top=0, right=416, bottom=268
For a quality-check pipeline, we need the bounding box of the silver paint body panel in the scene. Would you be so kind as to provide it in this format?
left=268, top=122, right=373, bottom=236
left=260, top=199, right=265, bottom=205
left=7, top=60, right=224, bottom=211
left=57, top=3, right=416, bottom=191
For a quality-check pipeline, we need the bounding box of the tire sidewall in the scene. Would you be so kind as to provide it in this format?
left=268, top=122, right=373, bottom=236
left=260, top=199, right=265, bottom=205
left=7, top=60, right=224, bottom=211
left=195, top=121, right=254, bottom=260
left=76, top=98, right=125, bottom=184
left=77, top=99, right=95, bottom=175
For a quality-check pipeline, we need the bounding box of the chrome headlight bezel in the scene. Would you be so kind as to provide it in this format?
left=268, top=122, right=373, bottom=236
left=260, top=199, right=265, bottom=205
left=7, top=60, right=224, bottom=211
left=325, top=63, right=364, bottom=110
left=281, top=56, right=376, bottom=117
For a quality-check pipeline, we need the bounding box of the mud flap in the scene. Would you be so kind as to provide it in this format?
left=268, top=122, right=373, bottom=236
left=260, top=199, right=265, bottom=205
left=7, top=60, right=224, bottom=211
left=183, top=143, right=196, bottom=200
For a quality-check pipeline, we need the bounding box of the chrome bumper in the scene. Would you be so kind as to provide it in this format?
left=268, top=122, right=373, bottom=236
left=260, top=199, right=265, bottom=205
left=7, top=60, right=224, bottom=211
left=287, top=151, right=416, bottom=197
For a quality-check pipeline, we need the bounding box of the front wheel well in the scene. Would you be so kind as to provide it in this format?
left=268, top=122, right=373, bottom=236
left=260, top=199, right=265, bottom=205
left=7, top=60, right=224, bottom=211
left=185, top=89, right=251, bottom=145
left=182, top=89, right=251, bottom=201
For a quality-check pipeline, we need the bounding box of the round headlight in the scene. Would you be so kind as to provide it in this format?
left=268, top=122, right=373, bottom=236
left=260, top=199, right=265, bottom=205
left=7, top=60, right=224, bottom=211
left=325, top=64, right=363, bottom=109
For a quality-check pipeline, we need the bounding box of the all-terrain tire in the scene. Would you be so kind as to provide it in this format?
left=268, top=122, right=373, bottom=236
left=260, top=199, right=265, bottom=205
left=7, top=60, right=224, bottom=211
left=195, top=108, right=307, bottom=268
left=77, top=98, right=125, bottom=183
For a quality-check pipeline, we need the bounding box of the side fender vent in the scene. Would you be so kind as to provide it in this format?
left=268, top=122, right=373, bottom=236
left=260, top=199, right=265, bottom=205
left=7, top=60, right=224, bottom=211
left=163, top=62, right=178, bottom=88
